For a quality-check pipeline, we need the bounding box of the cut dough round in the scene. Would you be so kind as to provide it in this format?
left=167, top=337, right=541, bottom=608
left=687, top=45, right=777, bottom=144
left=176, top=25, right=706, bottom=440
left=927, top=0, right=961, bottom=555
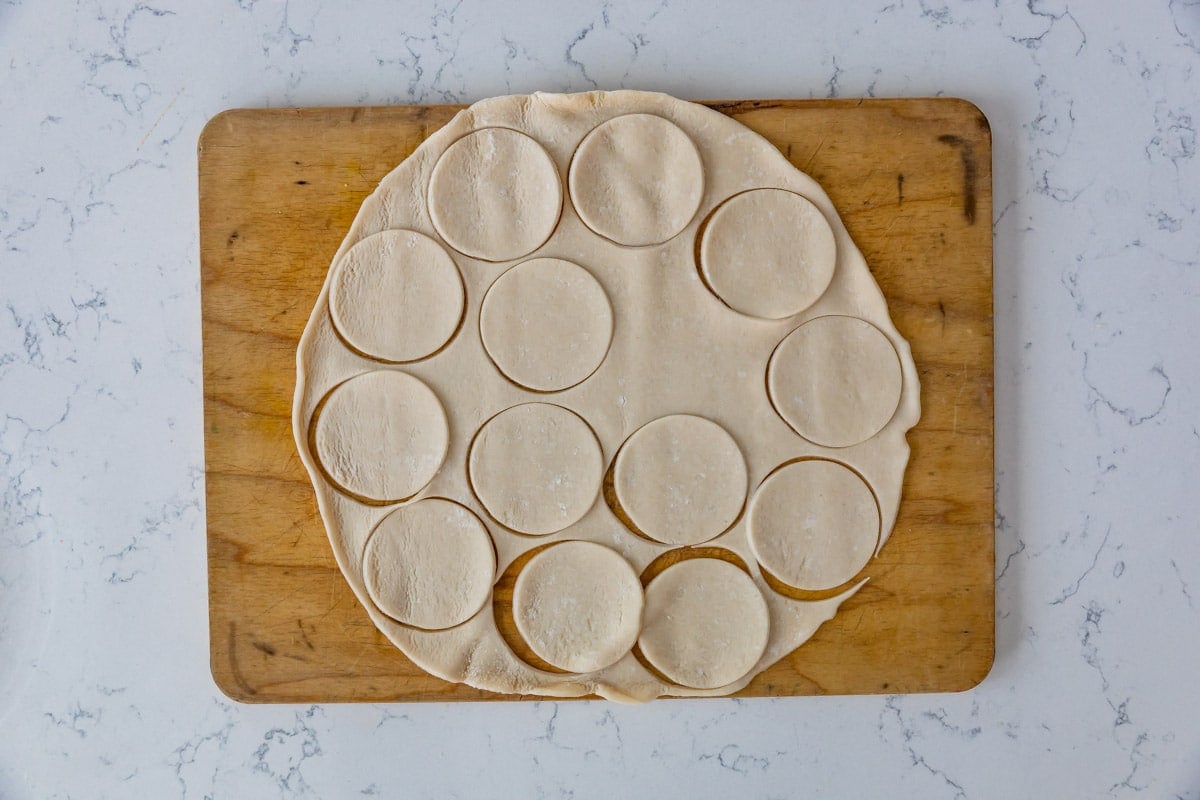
left=700, top=188, right=837, bottom=319
left=480, top=258, right=613, bottom=391
left=363, top=498, right=496, bottom=630
left=428, top=128, right=562, bottom=262
left=513, top=541, right=643, bottom=673
left=313, top=370, right=448, bottom=503
left=768, top=315, right=902, bottom=448
left=748, top=459, right=879, bottom=591
left=569, top=113, right=704, bottom=246
left=468, top=403, right=603, bottom=535
left=329, top=230, right=464, bottom=362
left=638, top=557, right=769, bottom=689
left=613, top=415, right=747, bottom=545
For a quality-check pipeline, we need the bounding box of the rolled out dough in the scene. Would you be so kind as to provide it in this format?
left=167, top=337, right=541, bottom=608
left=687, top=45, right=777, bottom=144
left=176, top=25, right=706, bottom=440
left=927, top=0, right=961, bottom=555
left=293, top=90, right=922, bottom=702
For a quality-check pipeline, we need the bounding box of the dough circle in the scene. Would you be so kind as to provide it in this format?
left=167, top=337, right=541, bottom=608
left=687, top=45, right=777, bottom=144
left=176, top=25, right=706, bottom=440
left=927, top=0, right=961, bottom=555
left=638, top=558, right=770, bottom=690
left=363, top=498, right=496, bottom=630
left=428, top=128, right=562, bottom=262
left=313, top=370, right=448, bottom=503
left=569, top=113, right=704, bottom=246
left=613, top=414, right=747, bottom=545
left=513, top=541, right=643, bottom=673
left=329, top=230, right=464, bottom=363
left=748, top=459, right=880, bottom=591
left=480, top=258, right=613, bottom=391
left=468, top=403, right=603, bottom=535
left=700, top=188, right=837, bottom=319
left=768, top=315, right=903, bottom=448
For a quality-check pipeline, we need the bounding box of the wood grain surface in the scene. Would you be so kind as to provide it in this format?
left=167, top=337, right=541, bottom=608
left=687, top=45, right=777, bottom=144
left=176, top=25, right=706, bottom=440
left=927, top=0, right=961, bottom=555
left=199, top=98, right=994, bottom=703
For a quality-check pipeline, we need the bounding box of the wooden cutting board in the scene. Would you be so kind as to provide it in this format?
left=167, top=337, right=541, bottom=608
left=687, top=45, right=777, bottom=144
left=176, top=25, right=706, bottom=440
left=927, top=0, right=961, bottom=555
left=199, top=98, right=994, bottom=703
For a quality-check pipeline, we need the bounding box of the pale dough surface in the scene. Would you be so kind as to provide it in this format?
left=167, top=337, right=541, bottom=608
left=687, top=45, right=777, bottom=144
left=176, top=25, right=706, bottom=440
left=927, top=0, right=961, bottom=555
left=748, top=459, right=880, bottom=591
left=568, top=113, right=704, bottom=246
left=293, top=91, right=921, bottom=702
left=638, top=558, right=770, bottom=690
left=513, top=541, right=643, bottom=673
left=329, top=230, right=465, bottom=363
left=768, top=315, right=904, bottom=448
left=363, top=498, right=496, bottom=630
left=480, top=258, right=613, bottom=392
left=468, top=402, right=603, bottom=535
left=612, top=414, right=747, bottom=545
left=428, top=128, right=562, bottom=262
left=700, top=188, right=837, bottom=319
left=312, top=370, right=448, bottom=503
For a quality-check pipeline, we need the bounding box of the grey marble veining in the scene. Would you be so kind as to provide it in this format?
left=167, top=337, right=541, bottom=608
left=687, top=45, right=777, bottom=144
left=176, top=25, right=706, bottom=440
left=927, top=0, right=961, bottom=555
left=1, top=0, right=1198, bottom=797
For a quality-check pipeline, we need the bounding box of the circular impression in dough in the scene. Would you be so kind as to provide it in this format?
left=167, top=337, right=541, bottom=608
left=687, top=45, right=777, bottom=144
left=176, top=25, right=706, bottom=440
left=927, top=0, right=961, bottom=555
left=313, top=370, right=448, bottom=503
left=329, top=229, right=465, bottom=363
left=363, top=498, right=496, bottom=630
left=480, top=258, right=613, bottom=392
left=699, top=188, right=837, bottom=319
left=569, top=113, right=704, bottom=246
left=513, top=541, right=643, bottom=673
left=638, top=557, right=770, bottom=690
left=428, top=127, right=562, bottom=262
left=748, top=459, right=880, bottom=591
left=768, top=315, right=903, bottom=448
left=468, top=403, right=603, bottom=535
left=612, top=414, right=747, bottom=545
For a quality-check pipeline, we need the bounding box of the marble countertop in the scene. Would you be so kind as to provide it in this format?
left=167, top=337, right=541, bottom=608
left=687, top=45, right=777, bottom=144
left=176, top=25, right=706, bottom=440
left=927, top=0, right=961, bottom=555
left=2, top=1, right=1198, bottom=797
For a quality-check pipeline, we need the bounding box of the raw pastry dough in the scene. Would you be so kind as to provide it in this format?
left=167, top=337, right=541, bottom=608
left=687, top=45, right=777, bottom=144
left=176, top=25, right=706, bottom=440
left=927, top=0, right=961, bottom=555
left=569, top=113, right=704, bottom=246
left=513, top=541, right=643, bottom=673
left=700, top=188, right=837, bottom=319
left=428, top=127, right=562, bottom=261
left=638, top=557, right=770, bottom=690
left=363, top=498, right=496, bottom=629
left=468, top=402, right=603, bottom=535
left=329, top=230, right=464, bottom=363
left=768, top=315, right=903, bottom=448
left=480, top=258, right=613, bottom=392
left=612, top=414, right=747, bottom=545
left=748, top=459, right=880, bottom=591
left=293, top=91, right=922, bottom=702
left=312, top=370, right=448, bottom=503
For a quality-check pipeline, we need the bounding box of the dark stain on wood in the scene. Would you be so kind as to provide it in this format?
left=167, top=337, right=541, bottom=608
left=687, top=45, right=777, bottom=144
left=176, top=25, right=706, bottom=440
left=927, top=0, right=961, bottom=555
left=897, top=173, right=905, bottom=205
left=227, top=230, right=239, bottom=247
left=297, top=618, right=315, bottom=650
left=252, top=640, right=277, bottom=656
left=225, top=622, right=258, bottom=697
left=938, top=134, right=977, bottom=224
left=295, top=180, right=309, bottom=185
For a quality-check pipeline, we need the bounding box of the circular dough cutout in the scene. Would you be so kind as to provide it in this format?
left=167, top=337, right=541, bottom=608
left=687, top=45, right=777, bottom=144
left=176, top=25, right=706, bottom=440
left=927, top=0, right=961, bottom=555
left=613, top=415, right=747, bottom=545
left=569, top=114, right=704, bottom=246
left=748, top=459, right=880, bottom=591
left=638, top=558, right=769, bottom=689
left=480, top=258, right=613, bottom=391
left=314, top=371, right=448, bottom=503
left=468, top=403, right=603, bottom=535
left=768, top=315, right=903, bottom=448
left=513, top=541, right=643, bottom=673
left=363, top=499, right=496, bottom=629
left=429, top=128, right=562, bottom=262
left=700, top=189, right=837, bottom=319
left=329, top=230, right=465, bottom=363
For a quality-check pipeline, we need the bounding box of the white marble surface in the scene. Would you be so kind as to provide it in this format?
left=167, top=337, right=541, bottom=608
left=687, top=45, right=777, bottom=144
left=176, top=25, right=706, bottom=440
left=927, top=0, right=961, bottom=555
left=1, top=0, right=1198, bottom=796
